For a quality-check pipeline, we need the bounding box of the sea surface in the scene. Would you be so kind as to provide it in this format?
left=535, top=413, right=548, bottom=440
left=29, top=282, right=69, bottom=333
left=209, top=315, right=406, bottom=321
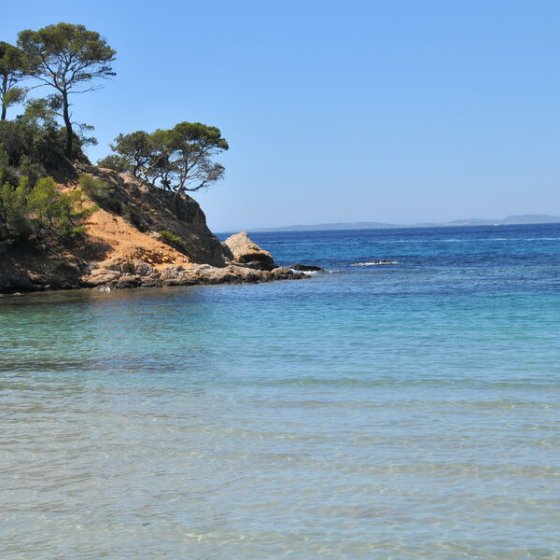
left=1, top=223, right=560, bottom=559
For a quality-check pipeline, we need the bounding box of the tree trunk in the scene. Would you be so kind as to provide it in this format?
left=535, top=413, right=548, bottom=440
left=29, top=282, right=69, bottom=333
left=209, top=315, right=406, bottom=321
left=62, top=91, right=73, bottom=158
left=1, top=75, right=7, bottom=121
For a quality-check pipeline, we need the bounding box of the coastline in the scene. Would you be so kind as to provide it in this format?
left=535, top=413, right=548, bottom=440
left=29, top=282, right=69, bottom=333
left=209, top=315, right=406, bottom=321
left=0, top=168, right=310, bottom=295
left=0, top=251, right=308, bottom=296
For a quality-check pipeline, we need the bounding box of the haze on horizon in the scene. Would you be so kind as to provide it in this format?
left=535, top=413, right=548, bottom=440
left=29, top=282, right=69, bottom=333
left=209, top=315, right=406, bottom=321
left=5, top=0, right=560, bottom=232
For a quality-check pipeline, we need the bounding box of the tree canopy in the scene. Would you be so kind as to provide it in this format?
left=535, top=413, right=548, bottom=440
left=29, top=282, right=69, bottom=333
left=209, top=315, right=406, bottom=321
left=17, top=23, right=116, bottom=157
left=1, top=21, right=230, bottom=254
left=105, top=122, right=229, bottom=195
left=0, top=41, right=27, bottom=121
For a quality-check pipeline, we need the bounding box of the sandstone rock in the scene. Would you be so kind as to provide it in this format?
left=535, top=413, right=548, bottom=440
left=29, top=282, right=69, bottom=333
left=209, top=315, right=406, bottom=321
left=85, top=269, right=121, bottom=287
left=223, top=231, right=275, bottom=270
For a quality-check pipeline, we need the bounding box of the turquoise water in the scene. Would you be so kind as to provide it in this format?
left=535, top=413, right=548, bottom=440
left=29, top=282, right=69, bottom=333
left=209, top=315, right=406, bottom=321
left=1, top=224, right=560, bottom=559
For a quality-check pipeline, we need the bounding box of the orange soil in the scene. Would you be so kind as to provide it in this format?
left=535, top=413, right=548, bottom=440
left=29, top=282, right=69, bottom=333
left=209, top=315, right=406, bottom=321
left=85, top=206, right=193, bottom=271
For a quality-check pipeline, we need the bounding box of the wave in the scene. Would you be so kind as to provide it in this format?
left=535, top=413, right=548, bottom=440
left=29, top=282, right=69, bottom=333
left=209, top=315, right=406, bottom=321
left=351, top=260, right=398, bottom=267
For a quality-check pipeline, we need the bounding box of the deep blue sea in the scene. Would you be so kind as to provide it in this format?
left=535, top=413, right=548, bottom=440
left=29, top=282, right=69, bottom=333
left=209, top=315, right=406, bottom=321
left=1, top=223, right=560, bottom=559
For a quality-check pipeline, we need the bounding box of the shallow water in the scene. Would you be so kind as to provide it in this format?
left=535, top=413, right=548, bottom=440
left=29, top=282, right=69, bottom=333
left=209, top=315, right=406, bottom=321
left=1, top=224, right=560, bottom=559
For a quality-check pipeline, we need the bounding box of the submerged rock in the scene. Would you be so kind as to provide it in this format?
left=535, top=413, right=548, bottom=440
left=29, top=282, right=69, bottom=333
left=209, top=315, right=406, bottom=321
left=291, top=263, right=324, bottom=272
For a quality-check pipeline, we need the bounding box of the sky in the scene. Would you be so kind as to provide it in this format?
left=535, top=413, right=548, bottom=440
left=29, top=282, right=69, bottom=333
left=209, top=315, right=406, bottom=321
left=4, top=0, right=560, bottom=231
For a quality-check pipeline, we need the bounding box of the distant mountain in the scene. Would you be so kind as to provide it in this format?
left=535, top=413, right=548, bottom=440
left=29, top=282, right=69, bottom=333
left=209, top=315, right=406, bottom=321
left=252, top=221, right=399, bottom=232
left=448, top=214, right=560, bottom=226
left=250, top=214, right=560, bottom=232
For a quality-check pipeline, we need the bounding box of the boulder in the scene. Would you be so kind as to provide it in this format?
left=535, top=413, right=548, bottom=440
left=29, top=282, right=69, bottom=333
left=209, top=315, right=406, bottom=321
left=83, top=268, right=121, bottom=287
left=271, top=267, right=300, bottom=280
left=116, top=274, right=141, bottom=289
left=223, top=231, right=275, bottom=270
left=133, top=261, right=156, bottom=277
left=291, top=263, right=323, bottom=272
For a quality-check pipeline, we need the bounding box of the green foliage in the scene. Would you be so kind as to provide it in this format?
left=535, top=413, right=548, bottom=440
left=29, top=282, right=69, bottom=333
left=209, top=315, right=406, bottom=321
left=79, top=173, right=112, bottom=198
left=158, top=229, right=183, bottom=245
left=0, top=175, right=95, bottom=249
left=110, top=130, right=152, bottom=176
left=0, top=177, right=31, bottom=242
left=0, top=119, right=59, bottom=183
left=17, top=23, right=116, bottom=158
left=110, top=121, right=228, bottom=194
left=0, top=41, right=28, bottom=120
left=97, top=154, right=130, bottom=173
left=27, top=177, right=95, bottom=237
left=79, top=172, right=120, bottom=212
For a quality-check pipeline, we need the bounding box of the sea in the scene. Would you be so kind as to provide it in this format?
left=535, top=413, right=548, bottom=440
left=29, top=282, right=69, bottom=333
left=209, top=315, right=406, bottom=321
left=1, top=223, right=559, bottom=559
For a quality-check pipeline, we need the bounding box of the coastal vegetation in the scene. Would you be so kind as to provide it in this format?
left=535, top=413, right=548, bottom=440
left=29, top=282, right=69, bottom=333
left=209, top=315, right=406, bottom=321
left=0, top=22, right=228, bottom=255
left=0, top=22, right=301, bottom=294
left=0, top=175, right=94, bottom=250
left=17, top=23, right=116, bottom=157
left=0, top=41, right=26, bottom=121
left=100, top=122, right=229, bottom=194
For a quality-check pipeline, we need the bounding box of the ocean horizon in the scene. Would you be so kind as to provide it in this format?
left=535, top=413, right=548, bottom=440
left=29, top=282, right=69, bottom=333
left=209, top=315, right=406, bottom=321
left=2, top=223, right=560, bottom=559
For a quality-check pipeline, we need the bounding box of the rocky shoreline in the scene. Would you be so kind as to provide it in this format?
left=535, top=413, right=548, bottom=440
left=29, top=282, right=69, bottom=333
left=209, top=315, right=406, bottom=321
left=86, top=261, right=305, bottom=290
left=0, top=168, right=319, bottom=295
left=0, top=231, right=311, bottom=294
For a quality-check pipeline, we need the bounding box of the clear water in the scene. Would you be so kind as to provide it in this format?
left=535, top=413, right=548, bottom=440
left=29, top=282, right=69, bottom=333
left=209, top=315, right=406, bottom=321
left=1, top=224, right=560, bottom=559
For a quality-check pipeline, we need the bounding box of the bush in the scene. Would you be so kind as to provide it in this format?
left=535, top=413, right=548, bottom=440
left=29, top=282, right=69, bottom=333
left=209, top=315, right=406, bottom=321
left=97, top=154, right=130, bottom=173
left=0, top=175, right=96, bottom=248
left=157, top=229, right=188, bottom=254
left=158, top=229, right=183, bottom=245
left=122, top=204, right=148, bottom=232
left=79, top=173, right=121, bottom=213
left=0, top=101, right=90, bottom=186
left=28, top=177, right=95, bottom=238
left=0, top=177, right=31, bottom=243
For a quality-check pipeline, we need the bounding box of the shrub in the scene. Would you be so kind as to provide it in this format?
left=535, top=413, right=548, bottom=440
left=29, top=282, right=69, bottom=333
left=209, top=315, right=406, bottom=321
left=122, top=204, right=148, bottom=232
left=158, top=229, right=183, bottom=245
left=97, top=154, right=130, bottom=173
left=28, top=177, right=95, bottom=238
left=0, top=175, right=96, bottom=247
left=0, top=177, right=31, bottom=242
left=79, top=173, right=120, bottom=213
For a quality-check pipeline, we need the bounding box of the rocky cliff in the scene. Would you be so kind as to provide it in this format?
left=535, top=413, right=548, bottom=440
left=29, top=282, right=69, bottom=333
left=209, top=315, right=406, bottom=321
left=0, top=166, right=304, bottom=293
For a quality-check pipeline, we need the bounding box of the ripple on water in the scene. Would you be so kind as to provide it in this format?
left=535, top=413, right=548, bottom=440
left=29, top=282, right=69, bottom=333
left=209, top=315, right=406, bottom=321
left=2, top=225, right=560, bottom=558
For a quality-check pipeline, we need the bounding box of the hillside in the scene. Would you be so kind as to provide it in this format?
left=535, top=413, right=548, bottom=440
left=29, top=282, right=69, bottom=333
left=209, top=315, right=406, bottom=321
left=0, top=166, right=303, bottom=293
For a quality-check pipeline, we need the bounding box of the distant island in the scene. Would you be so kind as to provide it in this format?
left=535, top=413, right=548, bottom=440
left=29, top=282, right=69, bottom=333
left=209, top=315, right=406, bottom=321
left=250, top=214, right=560, bottom=233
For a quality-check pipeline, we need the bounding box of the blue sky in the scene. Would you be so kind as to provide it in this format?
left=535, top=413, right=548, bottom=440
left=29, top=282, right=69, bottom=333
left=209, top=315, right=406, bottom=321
left=4, top=1, right=560, bottom=231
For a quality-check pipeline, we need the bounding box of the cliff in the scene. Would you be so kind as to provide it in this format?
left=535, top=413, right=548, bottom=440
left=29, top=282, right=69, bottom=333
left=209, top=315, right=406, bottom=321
left=0, top=166, right=303, bottom=293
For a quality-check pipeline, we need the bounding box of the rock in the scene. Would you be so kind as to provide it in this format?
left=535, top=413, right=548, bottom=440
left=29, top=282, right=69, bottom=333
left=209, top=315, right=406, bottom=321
left=291, top=263, right=323, bottom=272
left=223, top=231, right=275, bottom=270
left=271, top=267, right=300, bottom=280
left=84, top=269, right=121, bottom=287
left=77, top=164, right=228, bottom=267
left=116, top=274, right=141, bottom=288
left=160, top=266, right=185, bottom=280
left=133, top=261, right=156, bottom=277
left=0, top=270, right=34, bottom=293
